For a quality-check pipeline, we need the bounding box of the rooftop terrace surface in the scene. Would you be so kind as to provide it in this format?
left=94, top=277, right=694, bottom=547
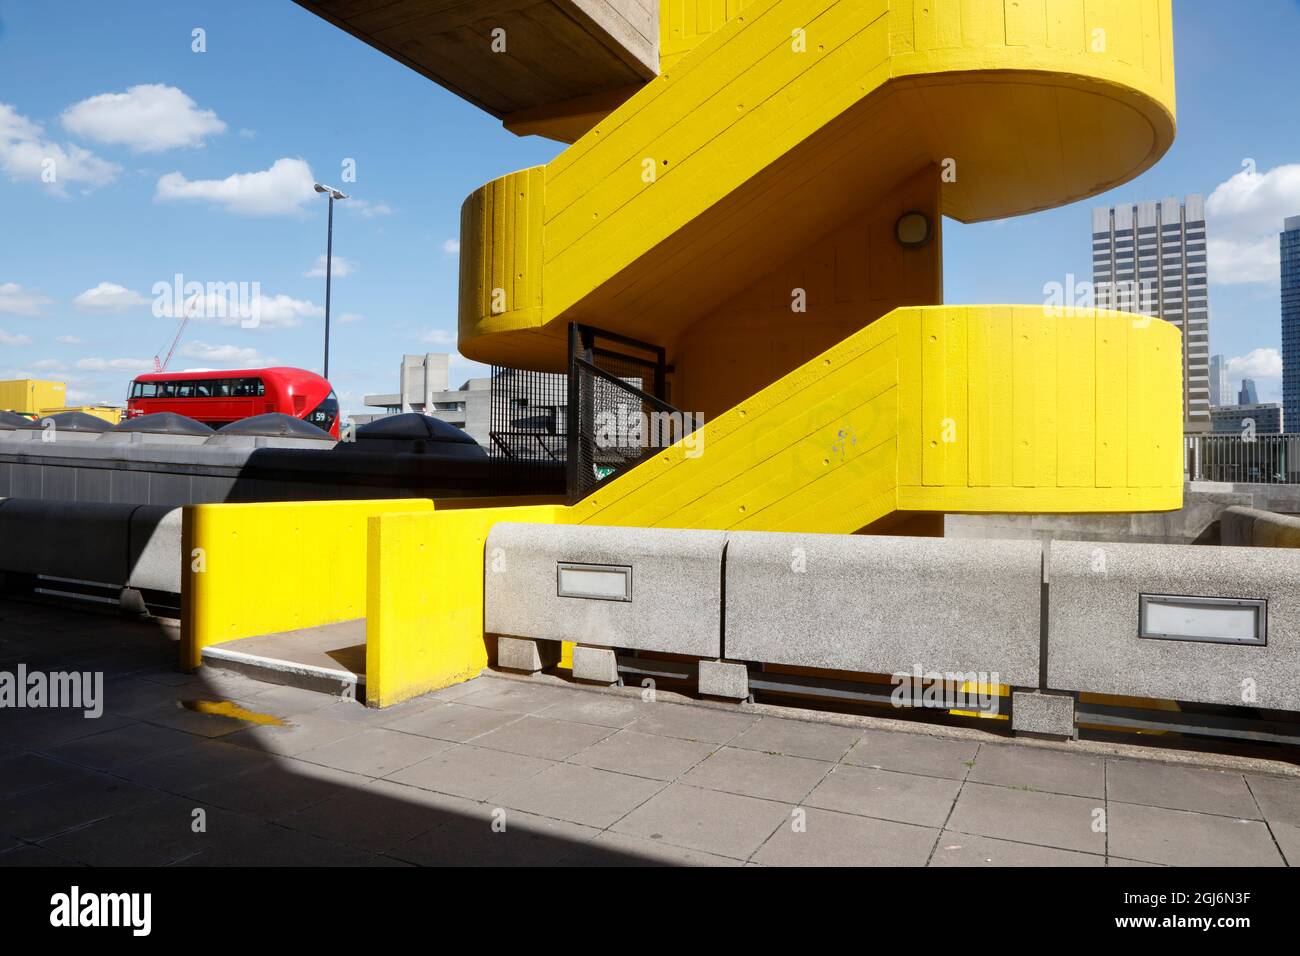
left=1, top=598, right=1298, bottom=867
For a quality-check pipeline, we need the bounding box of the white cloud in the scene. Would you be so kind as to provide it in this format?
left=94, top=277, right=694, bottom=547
left=73, top=281, right=150, bottom=312
left=178, top=341, right=273, bottom=367
left=238, top=128, right=256, bottom=139
left=422, top=328, right=455, bottom=346
left=441, top=239, right=460, bottom=256
left=304, top=254, right=356, bottom=278
left=155, top=288, right=323, bottom=329
left=0, top=103, right=120, bottom=194
left=348, top=199, right=394, bottom=218
left=1206, top=163, right=1300, bottom=284
left=0, top=330, right=32, bottom=346
left=56, top=335, right=86, bottom=345
left=339, top=312, right=363, bottom=324
left=155, top=157, right=316, bottom=215
left=1227, top=347, right=1283, bottom=381
left=0, top=281, right=52, bottom=315
left=61, top=84, right=226, bottom=153
left=75, top=356, right=154, bottom=373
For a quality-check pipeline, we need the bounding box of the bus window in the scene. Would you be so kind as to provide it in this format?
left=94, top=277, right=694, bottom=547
left=195, top=382, right=213, bottom=398
left=176, top=382, right=196, bottom=398
left=214, top=380, right=232, bottom=397
left=255, top=379, right=265, bottom=397
left=157, top=382, right=175, bottom=398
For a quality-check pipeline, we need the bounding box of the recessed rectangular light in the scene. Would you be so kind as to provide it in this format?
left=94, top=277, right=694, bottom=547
left=1138, top=594, right=1266, bottom=646
left=557, top=563, right=632, bottom=602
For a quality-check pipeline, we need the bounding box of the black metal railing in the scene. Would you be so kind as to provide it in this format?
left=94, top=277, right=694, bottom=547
left=567, top=323, right=697, bottom=504
left=487, top=365, right=568, bottom=487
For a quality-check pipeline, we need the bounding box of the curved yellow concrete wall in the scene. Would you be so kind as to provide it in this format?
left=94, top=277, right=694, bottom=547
left=459, top=0, right=1176, bottom=375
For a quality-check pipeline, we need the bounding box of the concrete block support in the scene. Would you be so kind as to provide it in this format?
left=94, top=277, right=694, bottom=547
left=698, top=660, right=749, bottom=700
left=495, top=636, right=560, bottom=673
left=572, top=645, right=620, bottom=685
left=1012, top=691, right=1075, bottom=739
left=724, top=531, right=1043, bottom=686
left=484, top=523, right=727, bottom=656
left=1048, top=541, right=1300, bottom=710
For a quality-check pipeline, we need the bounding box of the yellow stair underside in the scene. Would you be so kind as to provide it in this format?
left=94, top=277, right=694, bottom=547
left=459, top=0, right=1176, bottom=370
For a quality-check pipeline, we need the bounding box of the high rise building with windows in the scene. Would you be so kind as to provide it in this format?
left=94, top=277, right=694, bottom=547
left=1209, top=353, right=1228, bottom=407
left=1282, top=215, right=1300, bottom=434
left=1239, top=378, right=1260, bottom=405
left=1092, top=196, right=1210, bottom=432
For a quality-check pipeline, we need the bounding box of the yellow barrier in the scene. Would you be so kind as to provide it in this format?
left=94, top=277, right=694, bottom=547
left=180, top=499, right=435, bottom=670
left=365, top=504, right=566, bottom=708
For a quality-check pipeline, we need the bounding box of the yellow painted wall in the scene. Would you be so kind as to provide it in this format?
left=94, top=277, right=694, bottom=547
left=40, top=405, right=123, bottom=424
left=0, top=379, right=65, bottom=415
left=672, top=164, right=941, bottom=418
left=180, top=498, right=435, bottom=670
left=365, top=504, right=566, bottom=708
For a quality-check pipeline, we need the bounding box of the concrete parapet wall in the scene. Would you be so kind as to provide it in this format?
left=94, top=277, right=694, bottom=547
left=0, top=498, right=181, bottom=594
left=1047, top=540, right=1300, bottom=710
left=484, top=522, right=726, bottom=656
left=1219, top=505, right=1300, bottom=548
left=724, top=531, right=1043, bottom=687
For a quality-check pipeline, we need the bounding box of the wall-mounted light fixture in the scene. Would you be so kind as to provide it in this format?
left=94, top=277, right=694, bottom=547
left=557, top=562, right=632, bottom=602
left=1138, top=594, right=1267, bottom=646
left=895, top=211, right=932, bottom=249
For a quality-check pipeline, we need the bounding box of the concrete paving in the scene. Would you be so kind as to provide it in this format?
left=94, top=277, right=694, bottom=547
left=2, top=597, right=1299, bottom=867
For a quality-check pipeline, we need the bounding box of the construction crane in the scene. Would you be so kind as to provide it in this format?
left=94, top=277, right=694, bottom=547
left=153, top=293, right=201, bottom=373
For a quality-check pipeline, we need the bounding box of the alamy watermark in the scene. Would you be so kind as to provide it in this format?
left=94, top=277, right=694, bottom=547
left=891, top=665, right=1001, bottom=714
left=0, top=664, right=103, bottom=718
left=152, top=272, right=262, bottom=328
left=594, top=406, right=705, bottom=458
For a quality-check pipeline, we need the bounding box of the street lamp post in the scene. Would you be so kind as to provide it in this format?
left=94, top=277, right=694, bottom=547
left=313, top=183, right=348, bottom=380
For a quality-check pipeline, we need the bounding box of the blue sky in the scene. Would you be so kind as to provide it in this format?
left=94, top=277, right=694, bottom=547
left=1, top=0, right=1298, bottom=415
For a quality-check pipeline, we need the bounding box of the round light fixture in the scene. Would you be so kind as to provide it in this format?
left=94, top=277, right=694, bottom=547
left=895, top=211, right=932, bottom=249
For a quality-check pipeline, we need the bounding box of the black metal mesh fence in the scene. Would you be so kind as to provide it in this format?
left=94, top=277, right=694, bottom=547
left=487, top=366, right=568, bottom=487
left=567, top=324, right=698, bottom=504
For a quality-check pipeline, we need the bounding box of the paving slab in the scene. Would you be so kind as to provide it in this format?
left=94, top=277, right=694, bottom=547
left=843, top=731, right=979, bottom=780
left=277, top=779, right=479, bottom=853
left=536, top=694, right=650, bottom=728
left=40, top=795, right=213, bottom=866
left=563, top=830, right=744, bottom=867
left=469, top=715, right=615, bottom=761
left=929, top=831, right=1105, bottom=867
left=0, top=752, right=85, bottom=797
left=966, top=742, right=1105, bottom=798
left=115, top=738, right=274, bottom=795
left=1107, top=802, right=1285, bottom=867
left=947, top=782, right=1106, bottom=854
left=452, top=680, right=575, bottom=715
left=0, top=767, right=167, bottom=841
left=626, top=703, right=757, bottom=744
left=223, top=710, right=367, bottom=757
left=42, top=720, right=198, bottom=771
left=569, top=730, right=716, bottom=780
left=384, top=744, right=554, bottom=801
left=296, top=726, right=448, bottom=778
left=804, top=764, right=961, bottom=828
left=1270, top=820, right=1300, bottom=866
left=612, top=784, right=790, bottom=859
left=382, top=702, right=522, bottom=743
left=753, top=807, right=936, bottom=867
left=1107, top=759, right=1259, bottom=818
left=186, top=758, right=371, bottom=819
left=392, top=807, right=600, bottom=867
left=679, top=747, right=833, bottom=803
left=729, top=716, right=862, bottom=762
left=493, top=762, right=665, bottom=829
left=1247, top=773, right=1300, bottom=827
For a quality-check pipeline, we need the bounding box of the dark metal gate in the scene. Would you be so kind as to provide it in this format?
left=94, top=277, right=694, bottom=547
left=566, top=323, right=697, bottom=504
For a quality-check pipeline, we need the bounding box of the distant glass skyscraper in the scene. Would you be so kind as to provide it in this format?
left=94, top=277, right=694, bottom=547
left=1092, top=196, right=1210, bottom=432
left=1209, top=353, right=1228, bottom=407
left=1239, top=378, right=1259, bottom=405
left=1283, top=215, right=1300, bottom=433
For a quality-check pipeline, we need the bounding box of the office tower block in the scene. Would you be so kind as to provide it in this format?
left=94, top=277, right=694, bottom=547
left=1093, top=196, right=1210, bottom=431
left=1283, top=215, right=1300, bottom=433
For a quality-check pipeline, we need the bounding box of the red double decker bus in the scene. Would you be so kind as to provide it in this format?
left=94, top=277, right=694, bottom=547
left=126, top=367, right=340, bottom=439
